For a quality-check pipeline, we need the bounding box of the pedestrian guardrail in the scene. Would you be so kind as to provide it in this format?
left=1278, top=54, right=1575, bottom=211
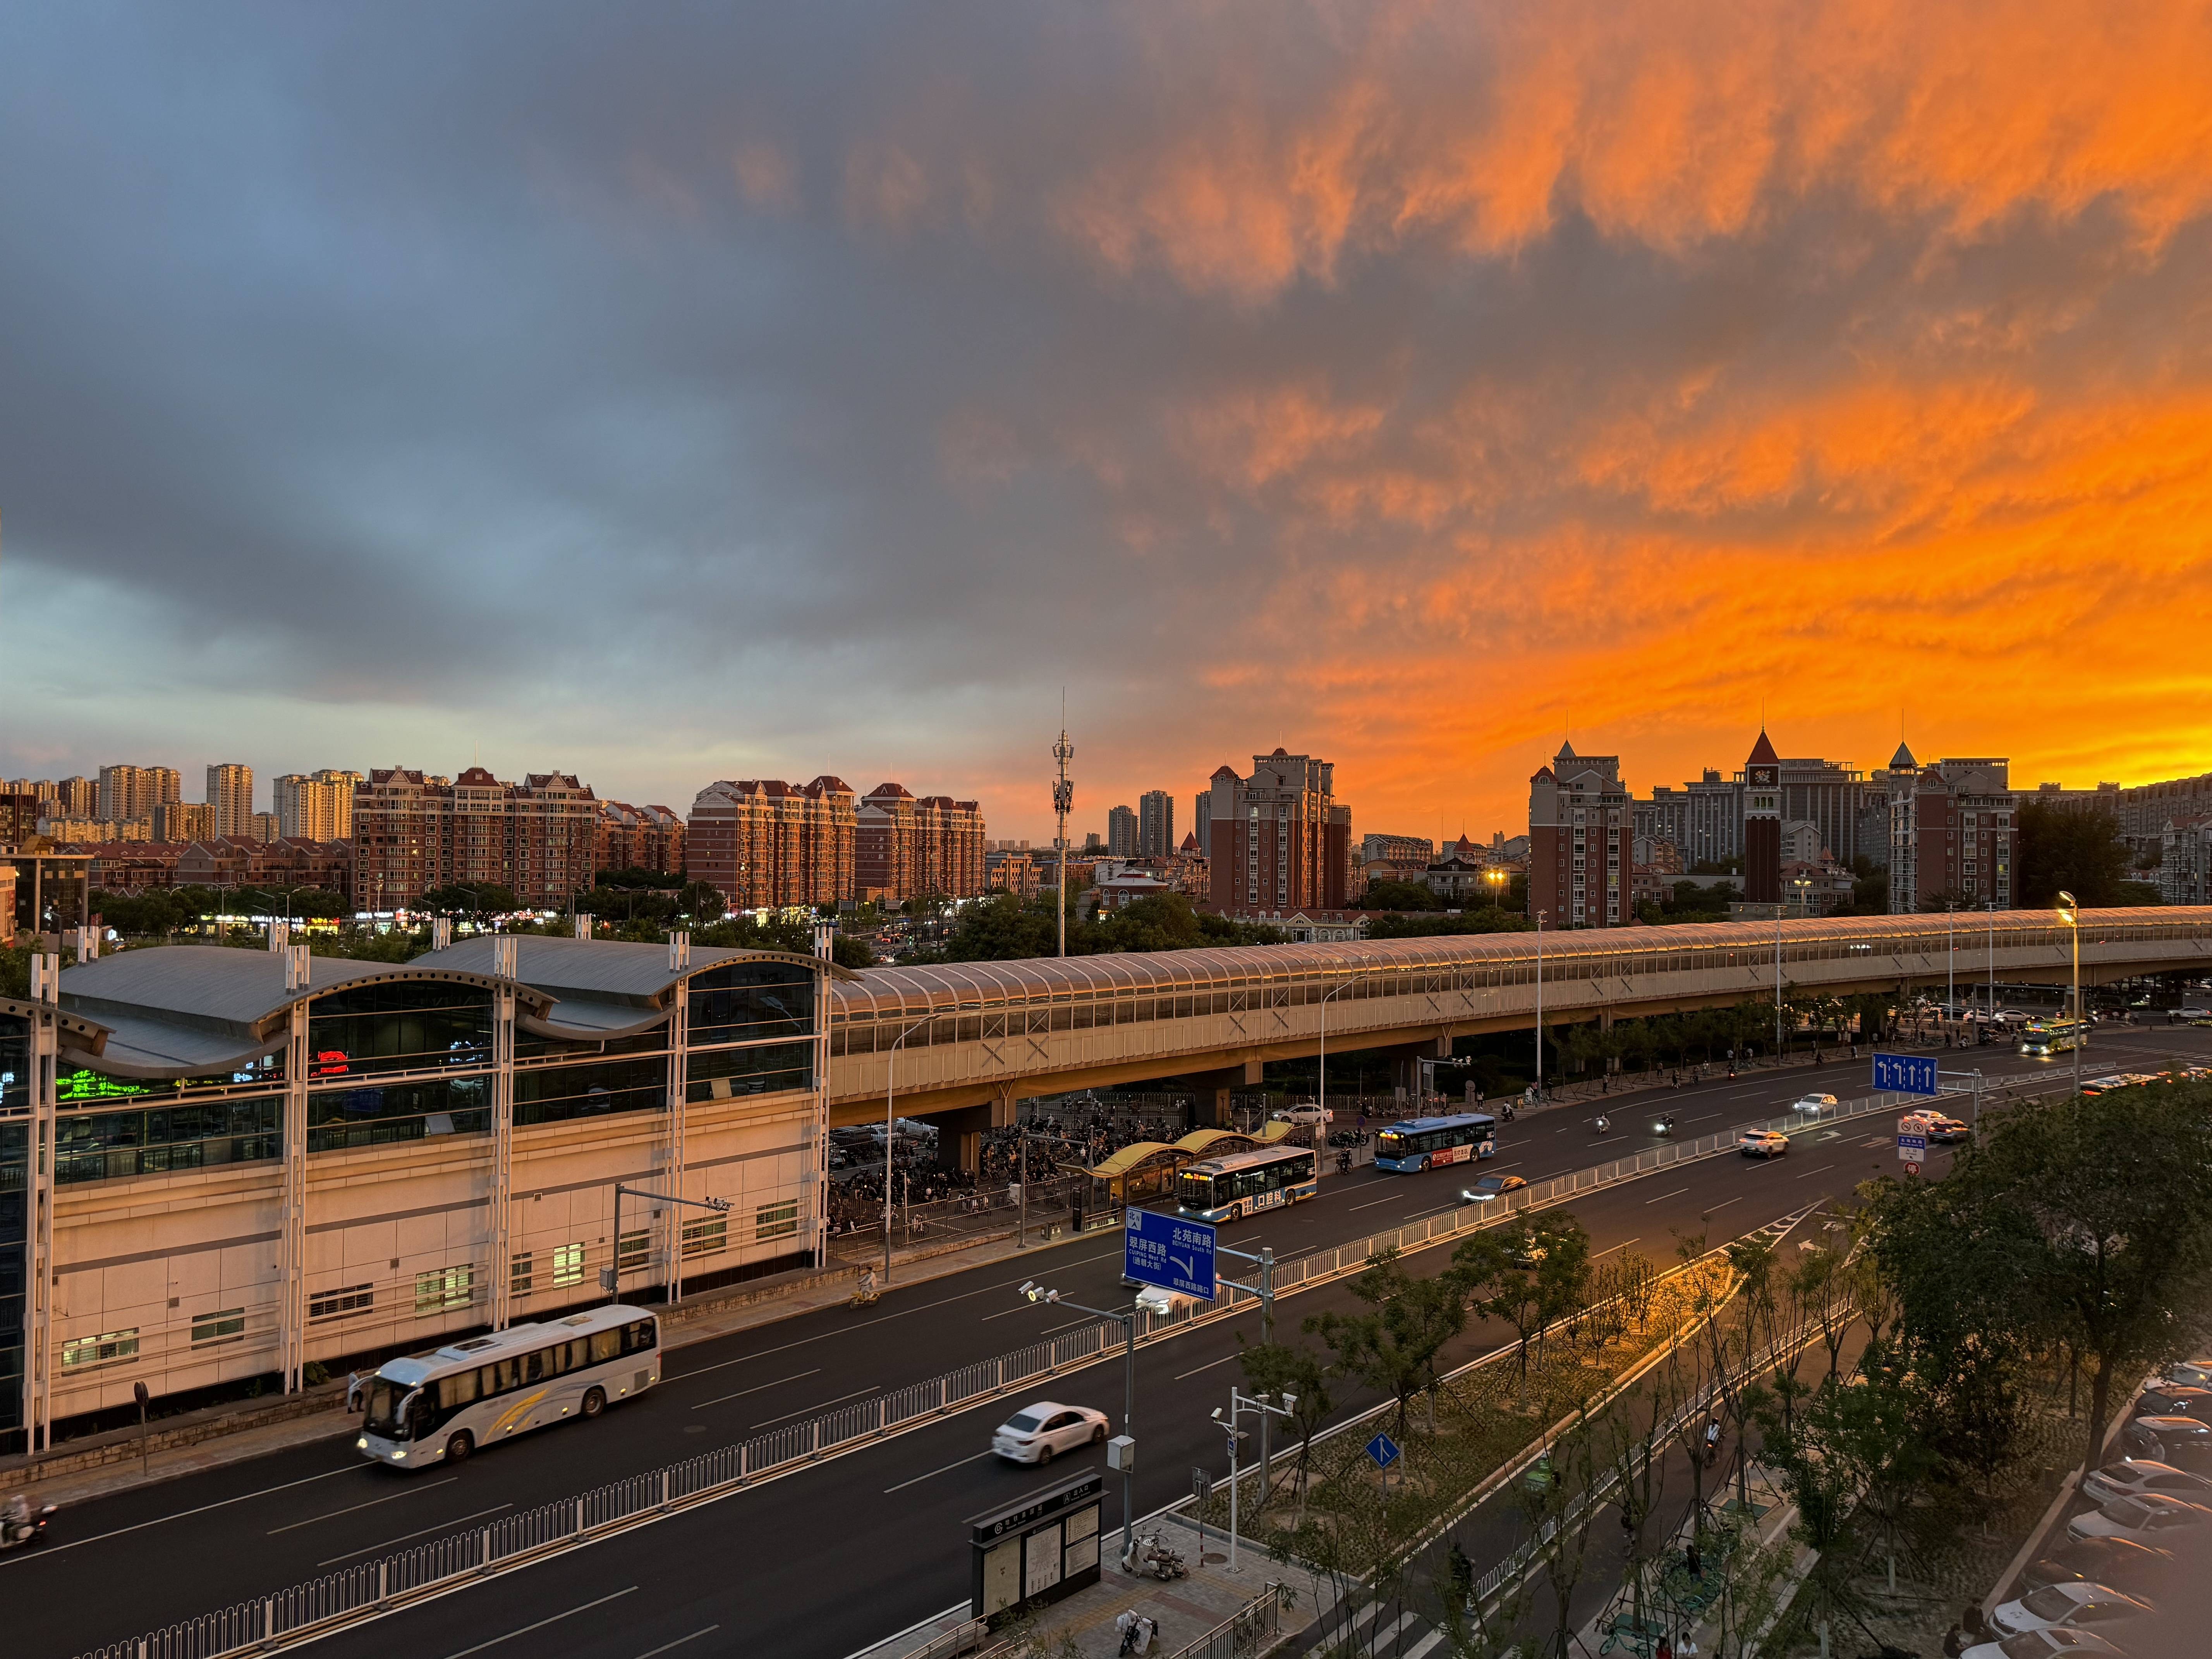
left=72, top=1082, right=2020, bottom=1659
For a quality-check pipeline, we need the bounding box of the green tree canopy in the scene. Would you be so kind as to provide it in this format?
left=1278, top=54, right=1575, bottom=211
left=420, top=882, right=520, bottom=916
left=2016, top=800, right=2152, bottom=909
left=1305, top=1245, right=1469, bottom=1437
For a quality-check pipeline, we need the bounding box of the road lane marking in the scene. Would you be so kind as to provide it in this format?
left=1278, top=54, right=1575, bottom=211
left=884, top=1450, right=997, bottom=1493
left=1700, top=1199, right=1740, bottom=1216
left=631, top=1628, right=720, bottom=1659
left=690, top=1368, right=821, bottom=1410
left=1642, top=1187, right=1690, bottom=1206
left=750, top=1385, right=879, bottom=1430
left=1793, top=1163, right=1839, bottom=1180
left=1173, top=1353, right=1241, bottom=1381
left=317, top=1503, right=515, bottom=1566
left=268, top=1477, right=459, bottom=1534
left=1591, top=1238, right=1640, bottom=1258
left=437, top=1587, right=638, bottom=1659
left=1348, top=1195, right=1401, bottom=1211
left=0, top=1463, right=363, bottom=1566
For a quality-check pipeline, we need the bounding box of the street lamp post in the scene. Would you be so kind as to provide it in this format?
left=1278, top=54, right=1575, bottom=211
left=1021, top=1279, right=1139, bottom=1567
left=1317, top=978, right=1353, bottom=1128
left=883, top=1017, right=932, bottom=1283
left=1535, top=909, right=1548, bottom=1097
left=2057, top=891, right=2081, bottom=1097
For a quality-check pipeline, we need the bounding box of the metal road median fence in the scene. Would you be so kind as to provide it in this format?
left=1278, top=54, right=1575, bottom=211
left=75, top=1081, right=2037, bottom=1659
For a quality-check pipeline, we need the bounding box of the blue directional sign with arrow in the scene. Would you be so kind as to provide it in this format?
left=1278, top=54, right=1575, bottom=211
left=1872, top=1052, right=1940, bottom=1097
left=1124, top=1207, right=1217, bottom=1300
left=1366, top=1432, right=1402, bottom=1470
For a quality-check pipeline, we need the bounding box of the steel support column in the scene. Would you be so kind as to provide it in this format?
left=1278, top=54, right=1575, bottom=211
left=812, top=923, right=834, bottom=1270
left=664, top=933, right=691, bottom=1305
left=488, top=936, right=517, bottom=1329
left=26, top=951, right=58, bottom=1452
left=278, top=951, right=311, bottom=1395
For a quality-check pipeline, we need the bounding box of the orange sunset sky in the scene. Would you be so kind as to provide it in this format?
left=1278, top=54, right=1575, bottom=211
left=3, top=2, right=2209, bottom=838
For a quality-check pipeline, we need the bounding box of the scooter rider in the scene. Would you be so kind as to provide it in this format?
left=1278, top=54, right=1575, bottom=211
left=1595, top=1113, right=1610, bottom=1134
left=3, top=1491, right=31, bottom=1543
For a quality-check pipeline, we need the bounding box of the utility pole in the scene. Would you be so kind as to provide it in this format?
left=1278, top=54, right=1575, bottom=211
left=1053, top=709, right=1074, bottom=959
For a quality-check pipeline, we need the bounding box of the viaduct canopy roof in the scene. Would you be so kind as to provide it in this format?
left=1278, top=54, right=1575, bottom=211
left=830, top=907, right=2212, bottom=1019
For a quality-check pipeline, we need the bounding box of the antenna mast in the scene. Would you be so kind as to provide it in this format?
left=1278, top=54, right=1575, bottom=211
left=1052, top=711, right=1074, bottom=958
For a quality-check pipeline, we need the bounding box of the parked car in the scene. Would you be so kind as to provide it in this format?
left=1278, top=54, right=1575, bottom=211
left=1739, top=1128, right=1790, bottom=1159
left=1990, top=1581, right=2154, bottom=1638
left=1791, top=1092, right=1839, bottom=1115
left=2065, top=1491, right=2212, bottom=1546
left=1271, top=1103, right=1332, bottom=1127
left=991, top=1400, right=1109, bottom=1465
left=1962, top=1630, right=2130, bottom=1659
left=2080, top=1459, right=2212, bottom=1508
left=1460, top=1173, right=1528, bottom=1203
left=2020, top=1536, right=2174, bottom=1594
left=2134, top=1385, right=2212, bottom=1419
left=2160, top=1357, right=2212, bottom=1389
left=2120, top=1415, right=2212, bottom=1467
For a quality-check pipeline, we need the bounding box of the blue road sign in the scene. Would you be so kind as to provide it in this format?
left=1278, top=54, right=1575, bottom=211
left=1872, top=1052, right=1940, bottom=1097
left=1896, top=1132, right=1928, bottom=1163
left=1367, top=1432, right=1402, bottom=1470
left=1124, top=1207, right=1216, bottom=1300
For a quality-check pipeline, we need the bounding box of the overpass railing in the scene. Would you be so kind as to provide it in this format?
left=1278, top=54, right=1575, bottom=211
left=74, top=1079, right=2051, bottom=1659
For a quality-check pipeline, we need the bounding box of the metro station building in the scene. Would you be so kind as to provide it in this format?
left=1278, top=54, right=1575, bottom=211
left=2, top=936, right=844, bottom=1455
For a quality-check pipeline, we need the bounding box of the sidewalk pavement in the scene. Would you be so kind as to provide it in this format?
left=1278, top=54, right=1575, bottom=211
left=859, top=1515, right=1335, bottom=1659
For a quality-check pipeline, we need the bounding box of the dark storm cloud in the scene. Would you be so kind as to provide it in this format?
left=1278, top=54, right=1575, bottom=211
left=3, top=3, right=2209, bottom=826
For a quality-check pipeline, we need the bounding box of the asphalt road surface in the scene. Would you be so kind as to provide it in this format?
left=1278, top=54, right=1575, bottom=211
left=16, top=1025, right=2210, bottom=1659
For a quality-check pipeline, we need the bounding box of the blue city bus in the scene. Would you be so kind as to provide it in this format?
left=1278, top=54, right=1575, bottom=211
left=1374, top=1113, right=1497, bottom=1173
left=1176, top=1145, right=1320, bottom=1224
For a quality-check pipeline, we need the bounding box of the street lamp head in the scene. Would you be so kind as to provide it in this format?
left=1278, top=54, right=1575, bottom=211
left=1211, top=1407, right=1223, bottom=1421
left=2056, top=890, right=2077, bottom=924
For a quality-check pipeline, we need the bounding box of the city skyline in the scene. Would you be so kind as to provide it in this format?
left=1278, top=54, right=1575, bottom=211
left=4, top=5, right=2210, bottom=840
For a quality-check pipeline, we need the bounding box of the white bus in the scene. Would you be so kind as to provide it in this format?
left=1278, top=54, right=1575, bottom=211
left=357, top=1303, right=660, bottom=1468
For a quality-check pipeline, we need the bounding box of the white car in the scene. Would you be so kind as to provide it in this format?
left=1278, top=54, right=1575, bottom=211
left=1271, top=1103, right=1332, bottom=1126
left=991, top=1400, right=1109, bottom=1465
left=1791, top=1093, right=1839, bottom=1116
left=1739, top=1129, right=1790, bottom=1159
left=1963, top=1631, right=2130, bottom=1659
left=1990, top=1581, right=2153, bottom=1638
left=2080, top=1458, right=2212, bottom=1508
left=2066, top=1491, right=2212, bottom=1546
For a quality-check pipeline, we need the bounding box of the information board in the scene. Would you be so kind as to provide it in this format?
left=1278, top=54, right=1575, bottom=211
left=1125, top=1207, right=1217, bottom=1300
left=1872, top=1053, right=1940, bottom=1097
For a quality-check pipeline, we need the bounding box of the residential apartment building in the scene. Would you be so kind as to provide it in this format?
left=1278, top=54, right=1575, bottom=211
left=1203, top=750, right=1353, bottom=914
left=0, top=792, right=39, bottom=847
left=352, top=766, right=601, bottom=910
left=1193, top=790, right=1212, bottom=857
left=598, top=801, right=687, bottom=878
left=2159, top=818, right=2212, bottom=907
left=1886, top=746, right=2017, bottom=912
left=687, top=776, right=857, bottom=910
left=1137, top=790, right=1175, bottom=859
left=97, top=764, right=180, bottom=824
left=852, top=783, right=985, bottom=903
left=1775, top=757, right=1867, bottom=867
left=1642, top=770, right=1743, bottom=869
left=985, top=847, right=1046, bottom=900
left=177, top=836, right=355, bottom=904
left=274, top=770, right=363, bottom=842
left=1107, top=805, right=1138, bottom=857
left=4, top=776, right=99, bottom=817
left=155, top=801, right=216, bottom=844
left=1361, top=833, right=1437, bottom=884
left=1529, top=741, right=1635, bottom=928
left=206, top=763, right=254, bottom=836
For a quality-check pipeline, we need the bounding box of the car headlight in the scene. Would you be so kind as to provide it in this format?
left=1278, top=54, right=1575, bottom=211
left=357, top=1437, right=368, bottom=1449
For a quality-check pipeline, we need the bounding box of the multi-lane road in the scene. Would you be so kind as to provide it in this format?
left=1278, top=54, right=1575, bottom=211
left=15, top=1026, right=2211, bottom=1659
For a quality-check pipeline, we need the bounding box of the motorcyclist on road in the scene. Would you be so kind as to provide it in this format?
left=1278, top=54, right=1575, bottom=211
left=3, top=1492, right=30, bottom=1541
left=1595, top=1114, right=1610, bottom=1134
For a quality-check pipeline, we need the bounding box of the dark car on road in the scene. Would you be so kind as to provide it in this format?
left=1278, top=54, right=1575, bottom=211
left=2121, top=1416, right=2212, bottom=1468
left=2021, top=1535, right=2174, bottom=1595
left=2134, top=1386, right=2212, bottom=1419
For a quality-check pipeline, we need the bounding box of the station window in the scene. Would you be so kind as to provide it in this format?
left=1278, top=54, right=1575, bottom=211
left=62, top=1329, right=139, bottom=1369
left=755, top=1199, right=799, bottom=1242
left=310, top=1284, right=375, bottom=1321
left=510, top=1252, right=534, bottom=1296
left=551, top=1243, right=585, bottom=1288
left=683, top=1215, right=728, bottom=1258
left=414, top=1266, right=476, bottom=1315
left=192, top=1308, right=246, bottom=1347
